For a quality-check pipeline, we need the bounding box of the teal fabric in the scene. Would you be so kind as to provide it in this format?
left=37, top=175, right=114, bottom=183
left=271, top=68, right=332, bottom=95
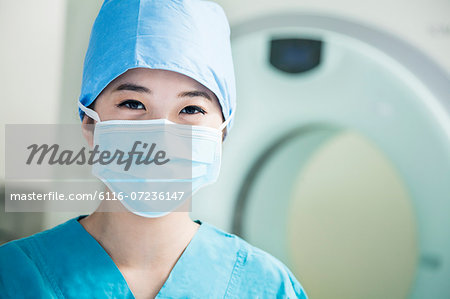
left=0, top=216, right=308, bottom=298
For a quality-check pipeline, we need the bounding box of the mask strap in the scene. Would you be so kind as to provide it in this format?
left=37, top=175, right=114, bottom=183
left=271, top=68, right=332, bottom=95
left=78, top=101, right=101, bottom=122
left=219, top=110, right=235, bottom=131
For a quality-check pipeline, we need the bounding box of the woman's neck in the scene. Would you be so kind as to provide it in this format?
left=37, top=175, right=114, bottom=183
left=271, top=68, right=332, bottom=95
left=78, top=205, right=200, bottom=270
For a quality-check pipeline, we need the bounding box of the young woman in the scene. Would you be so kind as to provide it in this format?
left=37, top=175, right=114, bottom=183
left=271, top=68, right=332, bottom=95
left=0, top=1, right=308, bottom=298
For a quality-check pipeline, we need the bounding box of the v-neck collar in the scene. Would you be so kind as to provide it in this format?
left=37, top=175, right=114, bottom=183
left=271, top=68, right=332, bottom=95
left=30, top=215, right=239, bottom=298
left=153, top=219, right=240, bottom=298
left=73, top=215, right=208, bottom=298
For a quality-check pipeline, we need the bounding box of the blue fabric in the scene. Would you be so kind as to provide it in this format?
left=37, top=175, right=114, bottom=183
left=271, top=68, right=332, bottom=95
left=78, top=0, right=236, bottom=133
left=0, top=216, right=308, bottom=298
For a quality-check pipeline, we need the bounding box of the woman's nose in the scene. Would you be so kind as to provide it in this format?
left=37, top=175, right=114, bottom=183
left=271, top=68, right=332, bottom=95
left=142, top=109, right=175, bottom=122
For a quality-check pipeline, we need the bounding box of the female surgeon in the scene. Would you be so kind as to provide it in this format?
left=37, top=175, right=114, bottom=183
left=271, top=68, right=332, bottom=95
left=0, top=0, right=308, bottom=298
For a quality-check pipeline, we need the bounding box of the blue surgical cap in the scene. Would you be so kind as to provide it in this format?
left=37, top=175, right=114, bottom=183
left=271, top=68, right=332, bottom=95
left=78, top=0, right=236, bottom=133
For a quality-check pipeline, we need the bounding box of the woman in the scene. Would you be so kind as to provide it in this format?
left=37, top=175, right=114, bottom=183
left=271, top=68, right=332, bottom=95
left=0, top=0, right=308, bottom=298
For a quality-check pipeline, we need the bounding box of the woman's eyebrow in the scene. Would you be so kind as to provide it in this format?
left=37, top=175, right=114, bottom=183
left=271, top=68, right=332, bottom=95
left=178, top=90, right=212, bottom=101
left=113, top=83, right=211, bottom=101
left=114, top=83, right=151, bottom=93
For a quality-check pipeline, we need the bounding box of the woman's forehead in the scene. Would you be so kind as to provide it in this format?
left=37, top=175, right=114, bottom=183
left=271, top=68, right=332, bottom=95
left=106, top=68, right=212, bottom=93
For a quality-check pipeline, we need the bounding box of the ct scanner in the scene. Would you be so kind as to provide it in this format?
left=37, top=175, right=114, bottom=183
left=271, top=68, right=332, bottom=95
left=191, top=2, right=450, bottom=299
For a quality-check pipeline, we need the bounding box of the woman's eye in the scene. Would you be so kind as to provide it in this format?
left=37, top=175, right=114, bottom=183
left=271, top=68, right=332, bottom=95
left=180, top=106, right=205, bottom=115
left=118, top=100, right=145, bottom=110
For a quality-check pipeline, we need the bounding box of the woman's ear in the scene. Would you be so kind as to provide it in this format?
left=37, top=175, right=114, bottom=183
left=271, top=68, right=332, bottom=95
left=81, top=114, right=96, bottom=148
left=222, top=127, right=227, bottom=142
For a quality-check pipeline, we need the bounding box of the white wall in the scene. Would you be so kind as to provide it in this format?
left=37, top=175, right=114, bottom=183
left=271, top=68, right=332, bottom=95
left=0, top=0, right=67, bottom=180
left=0, top=0, right=103, bottom=229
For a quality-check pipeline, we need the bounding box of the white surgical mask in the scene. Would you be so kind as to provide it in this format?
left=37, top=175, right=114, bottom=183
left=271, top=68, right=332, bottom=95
left=78, top=102, right=233, bottom=218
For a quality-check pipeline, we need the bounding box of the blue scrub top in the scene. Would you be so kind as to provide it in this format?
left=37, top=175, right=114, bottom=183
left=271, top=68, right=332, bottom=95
left=0, top=215, right=308, bottom=298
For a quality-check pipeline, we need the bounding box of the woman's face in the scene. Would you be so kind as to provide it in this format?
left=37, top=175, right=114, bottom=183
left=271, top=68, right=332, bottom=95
left=83, top=68, right=225, bottom=137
